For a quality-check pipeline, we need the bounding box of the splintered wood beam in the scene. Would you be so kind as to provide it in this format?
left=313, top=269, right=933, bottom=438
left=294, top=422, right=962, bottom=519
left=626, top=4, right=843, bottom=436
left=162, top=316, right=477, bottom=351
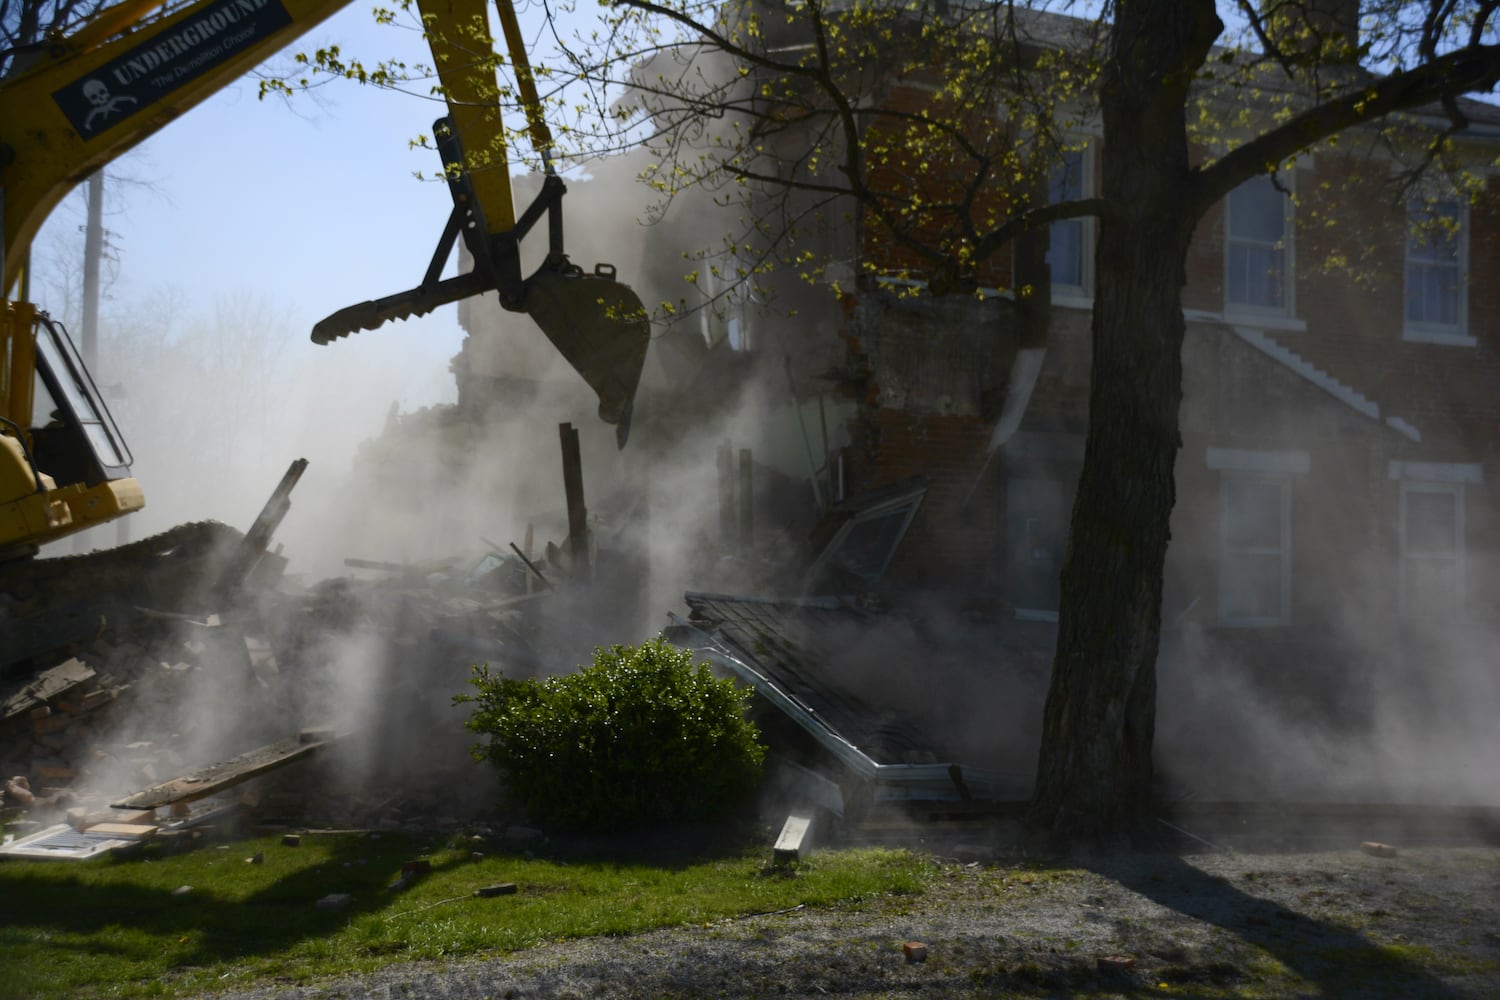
left=559, top=422, right=590, bottom=581
left=2, top=657, right=95, bottom=720
left=109, top=733, right=335, bottom=811
left=717, top=441, right=736, bottom=541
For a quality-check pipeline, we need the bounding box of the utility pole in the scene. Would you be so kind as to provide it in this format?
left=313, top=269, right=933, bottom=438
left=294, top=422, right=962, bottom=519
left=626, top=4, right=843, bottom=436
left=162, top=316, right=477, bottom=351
left=81, top=171, right=103, bottom=370
left=71, top=172, right=106, bottom=553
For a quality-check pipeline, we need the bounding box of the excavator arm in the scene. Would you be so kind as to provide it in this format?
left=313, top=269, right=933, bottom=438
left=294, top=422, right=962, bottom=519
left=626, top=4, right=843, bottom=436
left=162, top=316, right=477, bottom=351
left=1, top=0, right=649, bottom=553
left=310, top=0, right=650, bottom=446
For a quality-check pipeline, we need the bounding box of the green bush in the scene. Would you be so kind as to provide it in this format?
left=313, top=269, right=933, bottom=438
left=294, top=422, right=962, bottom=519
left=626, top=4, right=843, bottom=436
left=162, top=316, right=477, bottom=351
left=456, top=637, right=765, bottom=833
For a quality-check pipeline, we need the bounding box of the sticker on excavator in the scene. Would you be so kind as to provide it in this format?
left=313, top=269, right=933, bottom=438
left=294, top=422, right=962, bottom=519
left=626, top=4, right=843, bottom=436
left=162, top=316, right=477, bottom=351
left=53, top=0, right=293, bottom=140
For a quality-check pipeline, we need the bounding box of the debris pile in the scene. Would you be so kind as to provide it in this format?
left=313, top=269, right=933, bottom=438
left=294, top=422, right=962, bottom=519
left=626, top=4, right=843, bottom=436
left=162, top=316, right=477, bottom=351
left=0, top=443, right=661, bottom=846
left=0, top=607, right=317, bottom=828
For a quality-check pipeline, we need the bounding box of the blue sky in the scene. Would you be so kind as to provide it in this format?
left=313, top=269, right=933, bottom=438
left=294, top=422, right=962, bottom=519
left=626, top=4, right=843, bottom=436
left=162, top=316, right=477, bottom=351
left=35, top=3, right=501, bottom=403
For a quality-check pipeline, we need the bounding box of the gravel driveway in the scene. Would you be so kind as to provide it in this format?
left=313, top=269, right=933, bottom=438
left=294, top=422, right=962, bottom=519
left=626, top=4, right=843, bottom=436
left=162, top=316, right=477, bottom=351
left=200, top=846, right=1500, bottom=1000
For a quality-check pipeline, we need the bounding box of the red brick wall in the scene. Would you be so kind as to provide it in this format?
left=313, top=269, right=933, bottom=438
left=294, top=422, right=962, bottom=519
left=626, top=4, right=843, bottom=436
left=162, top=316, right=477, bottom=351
left=859, top=82, right=1018, bottom=289
left=847, top=408, right=1001, bottom=591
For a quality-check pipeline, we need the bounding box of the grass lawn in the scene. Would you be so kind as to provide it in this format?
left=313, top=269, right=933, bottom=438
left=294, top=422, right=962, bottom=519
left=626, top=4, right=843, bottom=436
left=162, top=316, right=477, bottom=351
left=0, top=827, right=931, bottom=1000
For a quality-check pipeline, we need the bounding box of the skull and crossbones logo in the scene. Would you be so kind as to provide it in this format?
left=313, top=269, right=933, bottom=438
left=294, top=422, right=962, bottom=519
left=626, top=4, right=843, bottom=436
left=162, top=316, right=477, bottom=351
left=82, top=79, right=137, bottom=132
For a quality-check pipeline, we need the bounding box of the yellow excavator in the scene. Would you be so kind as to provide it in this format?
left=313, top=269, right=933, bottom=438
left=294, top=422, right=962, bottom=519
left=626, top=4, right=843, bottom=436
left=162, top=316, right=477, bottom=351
left=1, top=0, right=650, bottom=559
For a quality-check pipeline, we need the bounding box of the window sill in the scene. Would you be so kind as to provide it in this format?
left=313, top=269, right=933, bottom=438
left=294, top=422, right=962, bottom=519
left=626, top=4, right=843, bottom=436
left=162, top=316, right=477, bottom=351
left=1215, top=617, right=1291, bottom=629
left=1403, top=328, right=1477, bottom=347
left=1185, top=308, right=1308, bottom=333
left=1051, top=291, right=1093, bottom=310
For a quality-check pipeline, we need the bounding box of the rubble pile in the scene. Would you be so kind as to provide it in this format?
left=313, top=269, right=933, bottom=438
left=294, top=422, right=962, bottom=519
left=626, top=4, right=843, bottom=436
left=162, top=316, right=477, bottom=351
left=0, top=614, right=297, bottom=825
left=0, top=521, right=617, bottom=842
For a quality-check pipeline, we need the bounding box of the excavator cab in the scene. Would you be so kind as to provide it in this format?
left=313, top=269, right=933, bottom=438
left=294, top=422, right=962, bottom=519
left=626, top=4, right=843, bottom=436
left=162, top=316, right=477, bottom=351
left=1, top=304, right=143, bottom=556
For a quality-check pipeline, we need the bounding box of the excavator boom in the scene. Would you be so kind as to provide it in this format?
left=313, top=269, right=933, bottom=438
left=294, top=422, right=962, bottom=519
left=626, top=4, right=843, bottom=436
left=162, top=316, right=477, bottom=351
left=310, top=0, right=650, bottom=445
left=2, top=0, right=354, bottom=292
left=1, top=0, right=650, bottom=552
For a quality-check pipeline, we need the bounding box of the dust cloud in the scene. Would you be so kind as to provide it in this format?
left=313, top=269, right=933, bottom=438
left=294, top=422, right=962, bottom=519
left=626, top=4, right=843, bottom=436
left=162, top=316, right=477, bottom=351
left=18, top=129, right=1499, bottom=827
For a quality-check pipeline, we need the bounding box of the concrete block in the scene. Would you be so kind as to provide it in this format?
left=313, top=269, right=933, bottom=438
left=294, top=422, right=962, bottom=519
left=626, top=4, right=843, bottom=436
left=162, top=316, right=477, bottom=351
left=773, top=813, right=814, bottom=866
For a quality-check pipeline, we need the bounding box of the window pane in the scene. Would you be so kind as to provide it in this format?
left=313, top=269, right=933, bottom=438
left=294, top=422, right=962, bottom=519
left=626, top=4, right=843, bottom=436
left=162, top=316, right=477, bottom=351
left=1423, top=267, right=1458, bottom=325
left=831, top=509, right=913, bottom=580
left=1225, top=479, right=1284, bottom=550
left=1405, top=490, right=1457, bottom=555
left=1048, top=150, right=1086, bottom=289
left=1229, top=176, right=1286, bottom=243
left=1405, top=199, right=1463, bottom=329
left=1222, top=553, right=1283, bottom=620
left=1049, top=219, right=1084, bottom=287
left=1407, top=200, right=1461, bottom=262
left=1049, top=150, right=1084, bottom=202
left=1406, top=258, right=1459, bottom=328
left=1227, top=237, right=1284, bottom=309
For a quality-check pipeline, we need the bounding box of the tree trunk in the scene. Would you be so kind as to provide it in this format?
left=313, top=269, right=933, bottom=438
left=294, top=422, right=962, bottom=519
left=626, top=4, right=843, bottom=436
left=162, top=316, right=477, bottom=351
left=1027, top=0, right=1222, bottom=849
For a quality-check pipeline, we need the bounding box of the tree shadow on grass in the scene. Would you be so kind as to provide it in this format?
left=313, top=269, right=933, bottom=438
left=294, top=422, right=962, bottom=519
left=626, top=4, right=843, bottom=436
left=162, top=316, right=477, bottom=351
left=0, top=822, right=771, bottom=997
left=1086, top=851, right=1469, bottom=999
left=0, top=833, right=459, bottom=983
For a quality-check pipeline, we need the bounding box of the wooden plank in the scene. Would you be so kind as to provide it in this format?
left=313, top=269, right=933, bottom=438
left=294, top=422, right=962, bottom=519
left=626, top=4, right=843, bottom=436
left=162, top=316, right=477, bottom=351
left=717, top=441, right=736, bottom=541
left=85, top=822, right=158, bottom=839
left=738, top=448, right=754, bottom=547
left=110, top=734, right=333, bottom=810
left=2, top=658, right=95, bottom=720
left=559, top=422, right=590, bottom=581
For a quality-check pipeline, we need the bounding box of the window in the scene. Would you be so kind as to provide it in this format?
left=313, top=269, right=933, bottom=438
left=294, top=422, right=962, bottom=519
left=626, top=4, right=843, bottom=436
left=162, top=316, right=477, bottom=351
left=698, top=260, right=753, bottom=351
left=1225, top=174, right=1292, bottom=315
left=1005, top=477, right=1074, bottom=619
left=1405, top=198, right=1469, bottom=343
left=1048, top=147, right=1091, bottom=298
left=803, top=479, right=927, bottom=593
left=1399, top=482, right=1464, bottom=617
left=1219, top=474, right=1291, bottom=625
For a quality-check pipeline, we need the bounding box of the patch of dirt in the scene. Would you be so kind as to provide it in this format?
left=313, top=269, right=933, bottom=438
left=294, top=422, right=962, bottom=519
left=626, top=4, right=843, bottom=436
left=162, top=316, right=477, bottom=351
left=202, top=845, right=1500, bottom=999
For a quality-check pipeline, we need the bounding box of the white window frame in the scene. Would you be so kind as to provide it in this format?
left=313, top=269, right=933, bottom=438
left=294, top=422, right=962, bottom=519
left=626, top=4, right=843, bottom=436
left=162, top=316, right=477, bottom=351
left=1397, top=481, right=1465, bottom=617
left=1217, top=472, right=1293, bottom=627
left=697, top=257, right=752, bottom=351
left=1208, top=448, right=1306, bottom=628
left=1224, top=173, right=1296, bottom=321
left=1403, top=197, right=1473, bottom=346
left=1047, top=142, right=1095, bottom=307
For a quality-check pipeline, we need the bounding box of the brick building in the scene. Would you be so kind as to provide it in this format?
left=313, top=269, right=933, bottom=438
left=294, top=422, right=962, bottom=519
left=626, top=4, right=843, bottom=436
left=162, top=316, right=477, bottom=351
left=443, top=7, right=1500, bottom=798
left=822, top=73, right=1500, bottom=638
left=451, top=14, right=1500, bottom=658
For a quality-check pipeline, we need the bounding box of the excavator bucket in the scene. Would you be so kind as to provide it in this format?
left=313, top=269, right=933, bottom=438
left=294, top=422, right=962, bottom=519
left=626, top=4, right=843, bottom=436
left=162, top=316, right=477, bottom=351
left=522, top=264, right=651, bottom=448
